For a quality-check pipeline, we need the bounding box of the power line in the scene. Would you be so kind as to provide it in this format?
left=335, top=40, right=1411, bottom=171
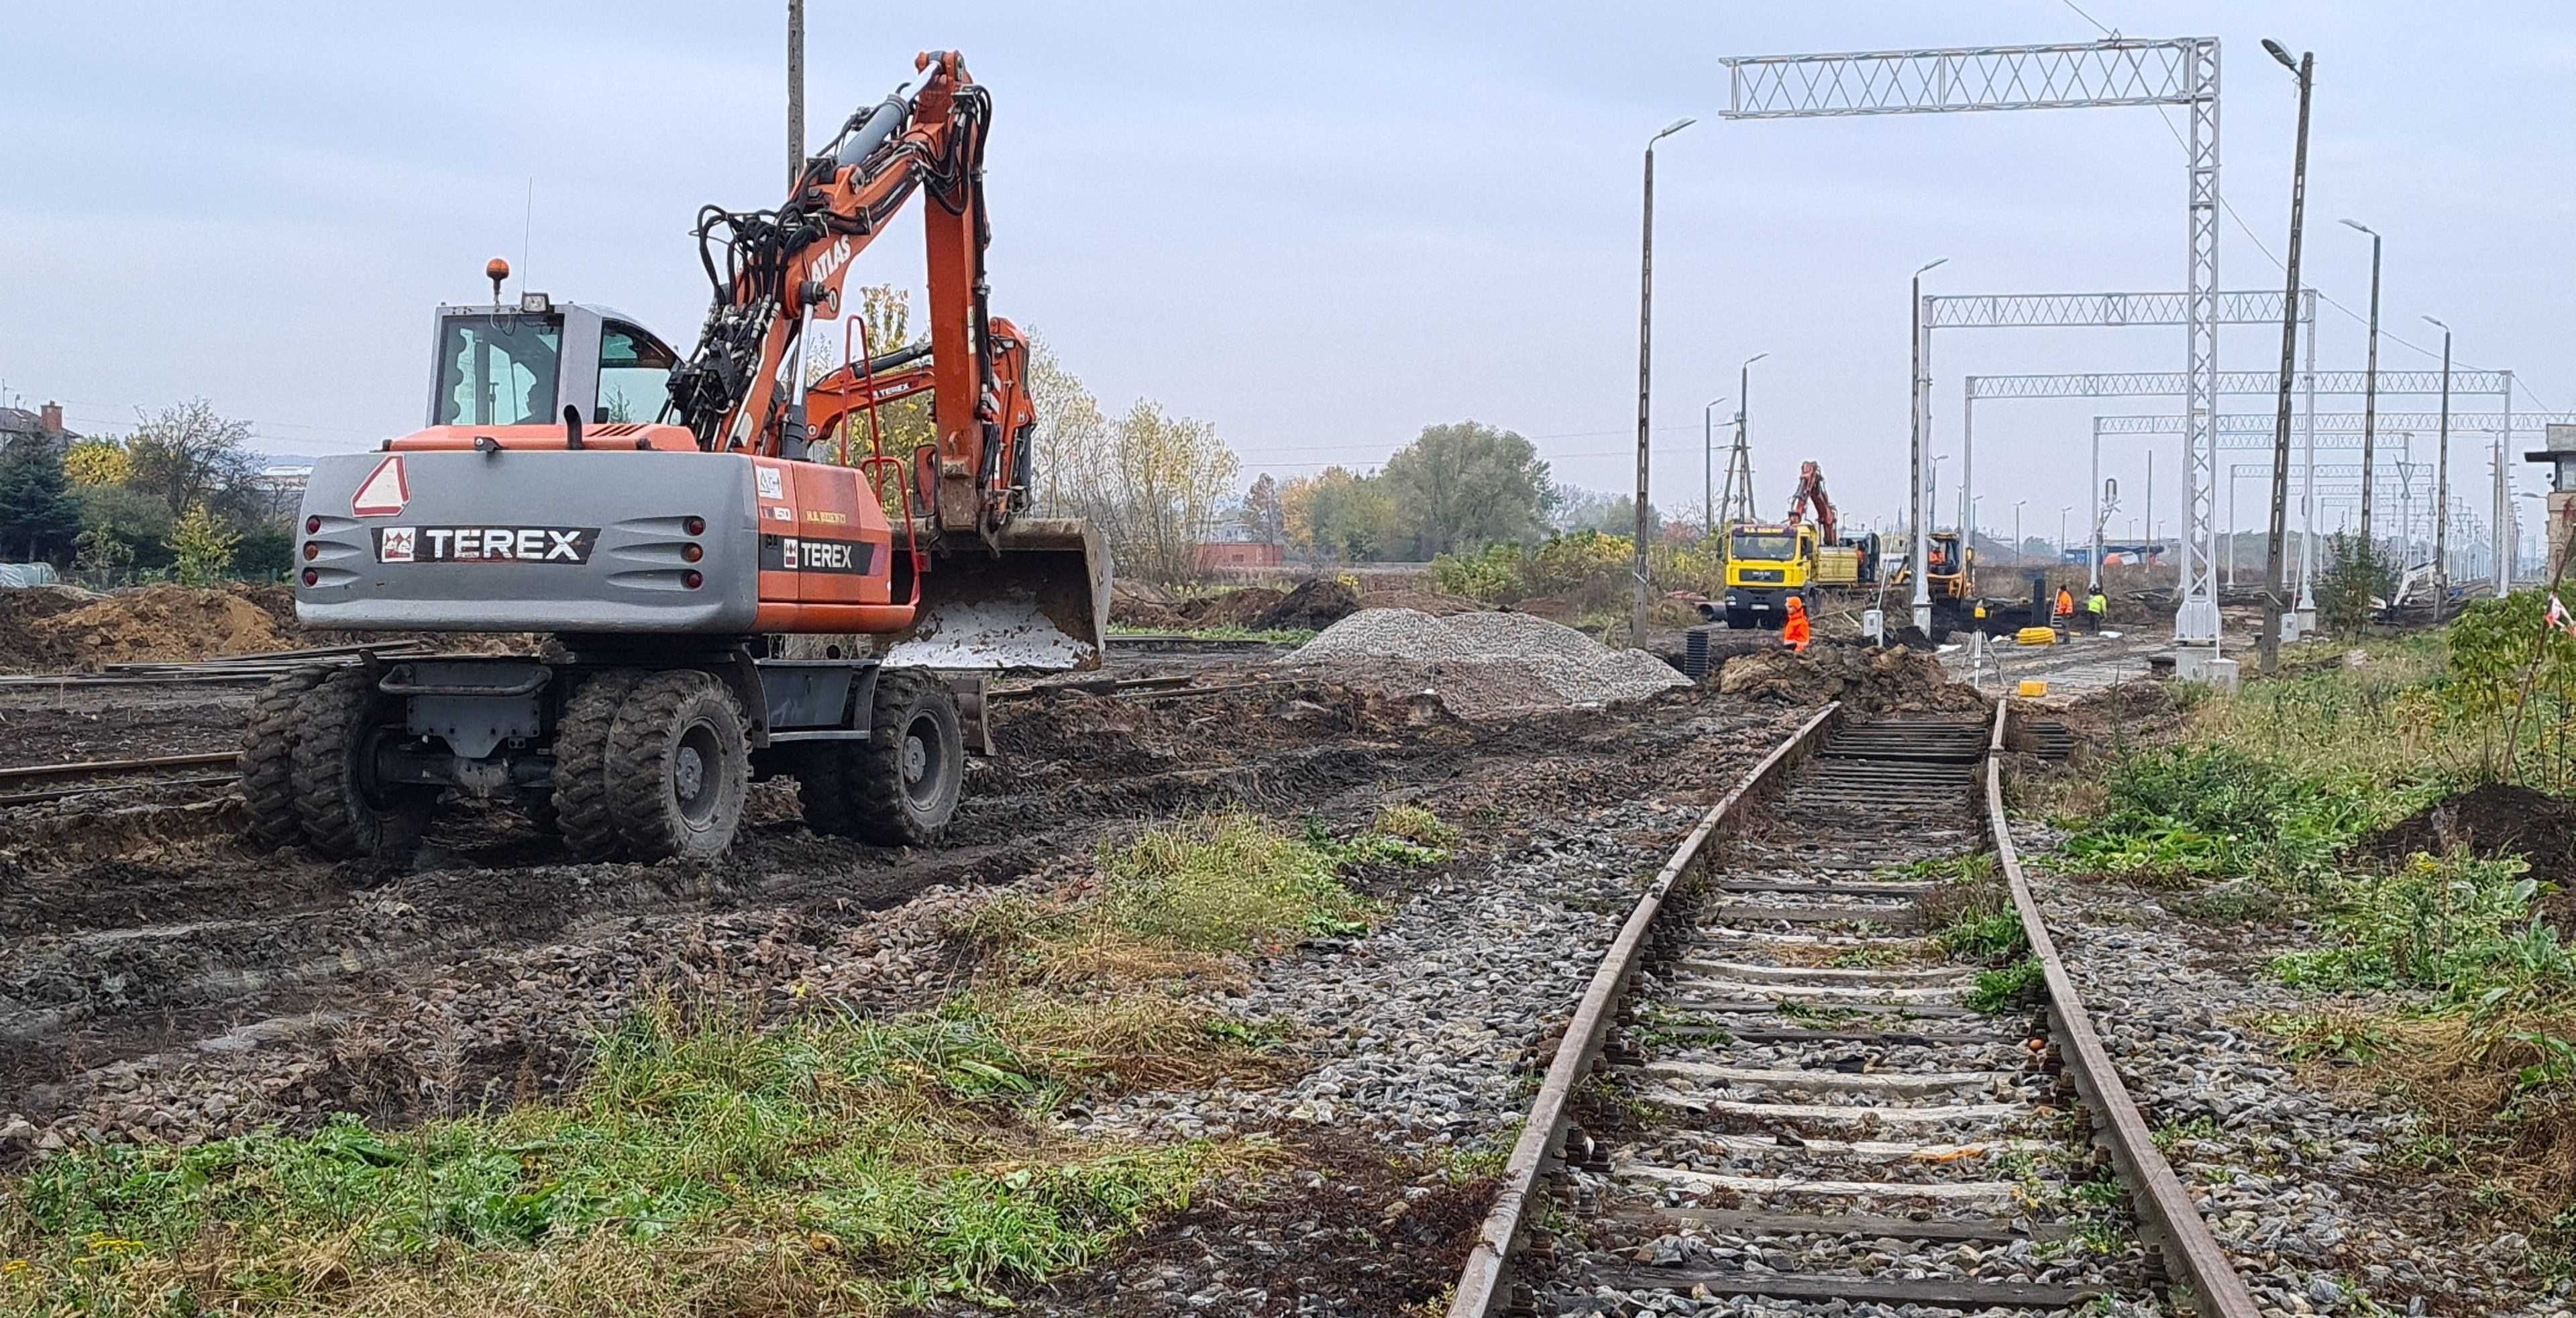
left=2056, top=0, right=2556, bottom=411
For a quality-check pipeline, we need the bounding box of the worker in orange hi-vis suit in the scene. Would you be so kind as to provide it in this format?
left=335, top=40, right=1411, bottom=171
left=1781, top=595, right=1813, bottom=653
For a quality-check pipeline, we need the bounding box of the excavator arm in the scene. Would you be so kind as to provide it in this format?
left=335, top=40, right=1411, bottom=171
left=1783, top=460, right=1839, bottom=546
left=667, top=50, right=1012, bottom=539
left=665, top=50, right=1106, bottom=666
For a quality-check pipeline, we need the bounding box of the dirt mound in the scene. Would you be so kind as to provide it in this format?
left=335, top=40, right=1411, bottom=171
left=1715, top=643, right=1986, bottom=715
left=2058, top=678, right=2187, bottom=744
left=1108, top=579, right=1183, bottom=629
left=1252, top=576, right=1361, bottom=631
left=1109, top=579, right=1368, bottom=634
left=2366, top=783, right=2576, bottom=934
left=22, top=585, right=290, bottom=670
left=0, top=585, right=105, bottom=670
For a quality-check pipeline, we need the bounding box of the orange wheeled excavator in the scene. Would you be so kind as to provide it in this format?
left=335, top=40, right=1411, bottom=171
left=246, top=51, right=1105, bottom=864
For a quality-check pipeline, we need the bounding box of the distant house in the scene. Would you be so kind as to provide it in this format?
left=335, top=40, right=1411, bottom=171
left=0, top=401, right=76, bottom=453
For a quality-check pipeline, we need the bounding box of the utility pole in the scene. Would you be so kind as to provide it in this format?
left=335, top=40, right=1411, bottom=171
left=2341, top=219, right=2382, bottom=548
left=2013, top=499, right=2026, bottom=565
left=1702, top=396, right=1727, bottom=538
left=1632, top=116, right=1695, bottom=647
left=2257, top=38, right=2313, bottom=674
left=1909, top=258, right=1947, bottom=636
left=787, top=0, right=806, bottom=187
left=2428, top=315, right=2453, bottom=619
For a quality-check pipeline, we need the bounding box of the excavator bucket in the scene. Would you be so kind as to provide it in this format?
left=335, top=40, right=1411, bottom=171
left=879, top=518, right=1112, bottom=671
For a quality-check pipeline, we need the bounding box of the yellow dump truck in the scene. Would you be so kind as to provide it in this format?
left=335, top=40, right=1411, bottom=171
left=1713, top=522, right=1877, bottom=629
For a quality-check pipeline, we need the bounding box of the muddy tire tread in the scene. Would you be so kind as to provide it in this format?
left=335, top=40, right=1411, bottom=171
left=290, top=668, right=423, bottom=862
left=553, top=669, right=644, bottom=860
left=604, top=669, right=747, bottom=861
left=847, top=669, right=961, bottom=848
left=241, top=667, right=329, bottom=848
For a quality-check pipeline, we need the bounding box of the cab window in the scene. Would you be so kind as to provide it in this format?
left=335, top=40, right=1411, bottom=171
left=435, top=315, right=561, bottom=425
left=596, top=323, right=677, bottom=423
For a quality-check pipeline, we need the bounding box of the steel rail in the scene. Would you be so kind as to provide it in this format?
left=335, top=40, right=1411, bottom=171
left=1447, top=701, right=1840, bottom=1318
left=1985, top=703, right=2259, bottom=1317
left=0, top=750, right=240, bottom=786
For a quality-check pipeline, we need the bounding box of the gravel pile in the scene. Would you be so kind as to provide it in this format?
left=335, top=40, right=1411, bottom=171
left=2014, top=815, right=2571, bottom=1317
left=1287, top=607, right=1689, bottom=713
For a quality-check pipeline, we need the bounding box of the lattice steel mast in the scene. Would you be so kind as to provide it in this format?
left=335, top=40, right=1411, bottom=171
left=1721, top=38, right=2224, bottom=646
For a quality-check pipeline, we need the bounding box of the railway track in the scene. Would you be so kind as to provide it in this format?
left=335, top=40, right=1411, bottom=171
left=0, top=750, right=241, bottom=807
left=0, top=673, right=1256, bottom=810
left=1451, top=703, right=2258, bottom=1316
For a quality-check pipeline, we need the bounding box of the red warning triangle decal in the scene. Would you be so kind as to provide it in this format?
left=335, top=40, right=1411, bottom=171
left=352, top=456, right=410, bottom=517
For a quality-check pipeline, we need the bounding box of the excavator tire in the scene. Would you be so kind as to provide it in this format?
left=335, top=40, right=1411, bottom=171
left=835, top=669, right=962, bottom=848
left=240, top=666, right=329, bottom=848
left=290, top=668, right=431, bottom=864
left=551, top=668, right=645, bottom=860
left=604, top=669, right=749, bottom=862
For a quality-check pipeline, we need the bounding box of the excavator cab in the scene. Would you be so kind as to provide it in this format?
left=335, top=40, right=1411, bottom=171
left=426, top=295, right=681, bottom=429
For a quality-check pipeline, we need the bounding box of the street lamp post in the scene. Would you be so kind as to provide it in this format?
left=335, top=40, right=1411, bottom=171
left=1631, top=115, right=1695, bottom=647
left=2013, top=499, right=2026, bottom=566
left=1702, top=396, right=1728, bottom=538
left=2059, top=505, right=2073, bottom=558
left=2426, top=315, right=2453, bottom=619
left=2256, top=37, right=2314, bottom=675
left=1738, top=351, right=1769, bottom=515
left=1909, top=258, right=1947, bottom=636
left=2340, top=219, right=2383, bottom=549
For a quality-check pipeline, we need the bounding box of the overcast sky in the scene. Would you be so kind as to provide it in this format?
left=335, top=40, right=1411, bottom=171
left=5, top=1, right=2570, bottom=552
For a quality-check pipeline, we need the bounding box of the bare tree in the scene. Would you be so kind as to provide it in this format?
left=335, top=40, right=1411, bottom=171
left=125, top=400, right=262, bottom=523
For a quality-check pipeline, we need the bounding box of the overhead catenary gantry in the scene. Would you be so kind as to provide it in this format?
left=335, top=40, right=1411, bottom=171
left=1922, top=288, right=2310, bottom=627
left=1721, top=37, right=2225, bottom=645
left=1970, top=358, right=2503, bottom=624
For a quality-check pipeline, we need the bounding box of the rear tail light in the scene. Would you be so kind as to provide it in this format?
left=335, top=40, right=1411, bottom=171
left=682, top=544, right=703, bottom=562
left=301, top=568, right=319, bottom=587
left=682, top=570, right=703, bottom=589
left=682, top=515, right=706, bottom=536
left=303, top=542, right=320, bottom=561
left=305, top=515, right=322, bottom=534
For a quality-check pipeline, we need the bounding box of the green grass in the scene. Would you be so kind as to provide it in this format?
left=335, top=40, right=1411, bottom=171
left=1966, top=959, right=2045, bottom=1013
left=2056, top=741, right=2402, bottom=903
left=1937, top=911, right=2029, bottom=964
left=0, top=995, right=1239, bottom=1314
left=2037, top=616, right=2576, bottom=1255
left=0, top=810, right=1419, bottom=1315
left=2269, top=850, right=2571, bottom=1007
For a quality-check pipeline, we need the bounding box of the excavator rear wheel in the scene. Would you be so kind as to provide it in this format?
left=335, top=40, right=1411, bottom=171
left=290, top=668, right=433, bottom=864
left=551, top=668, right=645, bottom=860
left=241, top=666, right=329, bottom=848
left=604, top=670, right=749, bottom=862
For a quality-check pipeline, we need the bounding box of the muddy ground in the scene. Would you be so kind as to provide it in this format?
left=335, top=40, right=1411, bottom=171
left=0, top=656, right=1799, bottom=1176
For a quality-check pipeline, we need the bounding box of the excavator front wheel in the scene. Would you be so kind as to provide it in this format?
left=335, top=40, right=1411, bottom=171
left=796, top=670, right=961, bottom=848
left=604, top=670, right=750, bottom=862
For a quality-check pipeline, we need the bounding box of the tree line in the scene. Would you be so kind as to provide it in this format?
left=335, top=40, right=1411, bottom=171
left=0, top=401, right=289, bottom=582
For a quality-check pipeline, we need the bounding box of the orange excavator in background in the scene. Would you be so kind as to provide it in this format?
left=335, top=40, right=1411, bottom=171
left=254, top=51, right=1106, bottom=865
left=1782, top=460, right=1839, bottom=544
